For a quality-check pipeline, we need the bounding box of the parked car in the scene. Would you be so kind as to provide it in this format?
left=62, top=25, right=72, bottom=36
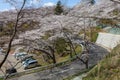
left=20, top=55, right=33, bottom=62
left=23, top=59, right=39, bottom=70
left=0, top=48, right=3, bottom=54
left=22, top=57, right=35, bottom=64
left=0, top=48, right=4, bottom=55
left=14, top=52, right=27, bottom=60
left=6, top=67, right=17, bottom=74
left=0, top=48, right=3, bottom=52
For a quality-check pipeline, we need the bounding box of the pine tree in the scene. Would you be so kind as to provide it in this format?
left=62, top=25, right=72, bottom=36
left=54, top=0, right=63, bottom=15
left=81, top=0, right=95, bottom=5
left=91, top=0, right=95, bottom=5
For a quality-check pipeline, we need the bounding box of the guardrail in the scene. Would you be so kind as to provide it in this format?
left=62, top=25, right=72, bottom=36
left=7, top=53, right=81, bottom=79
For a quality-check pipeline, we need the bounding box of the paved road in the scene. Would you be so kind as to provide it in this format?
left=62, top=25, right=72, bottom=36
left=8, top=44, right=108, bottom=80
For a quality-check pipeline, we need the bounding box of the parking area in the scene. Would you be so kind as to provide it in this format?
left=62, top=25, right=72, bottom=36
left=0, top=49, right=25, bottom=76
left=0, top=47, right=39, bottom=76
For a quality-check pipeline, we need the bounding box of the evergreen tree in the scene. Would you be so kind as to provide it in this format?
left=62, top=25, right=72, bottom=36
left=81, top=0, right=95, bottom=5
left=54, top=0, right=64, bottom=15
left=90, top=0, right=95, bottom=5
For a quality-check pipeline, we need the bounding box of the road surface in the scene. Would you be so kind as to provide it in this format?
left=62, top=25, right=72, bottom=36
left=8, top=44, right=108, bottom=80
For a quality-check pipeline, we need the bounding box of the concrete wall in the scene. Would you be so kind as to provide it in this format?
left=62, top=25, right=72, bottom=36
left=96, top=32, right=120, bottom=49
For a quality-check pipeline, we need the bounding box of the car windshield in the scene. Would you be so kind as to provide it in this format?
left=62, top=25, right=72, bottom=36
left=23, top=58, right=34, bottom=63
left=17, top=53, right=27, bottom=56
left=28, top=60, right=37, bottom=64
left=23, top=59, right=37, bottom=66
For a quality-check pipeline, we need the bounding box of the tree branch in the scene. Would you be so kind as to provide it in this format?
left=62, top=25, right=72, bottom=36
left=111, top=0, right=120, bottom=4
left=0, top=0, right=26, bottom=68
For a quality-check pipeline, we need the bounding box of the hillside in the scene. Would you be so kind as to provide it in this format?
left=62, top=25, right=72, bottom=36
left=0, top=0, right=120, bottom=80
left=0, top=0, right=120, bottom=38
left=69, top=0, right=120, bottom=18
left=11, top=0, right=120, bottom=46
left=83, top=44, right=120, bottom=80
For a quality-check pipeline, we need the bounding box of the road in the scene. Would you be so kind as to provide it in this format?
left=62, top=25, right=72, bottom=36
left=8, top=44, right=108, bottom=80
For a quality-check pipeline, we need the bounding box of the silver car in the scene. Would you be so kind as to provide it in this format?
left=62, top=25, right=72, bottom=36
left=14, top=52, right=27, bottom=60
left=23, top=59, right=39, bottom=70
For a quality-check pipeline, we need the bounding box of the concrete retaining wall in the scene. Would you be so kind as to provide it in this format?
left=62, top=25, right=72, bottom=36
left=96, top=32, right=120, bottom=49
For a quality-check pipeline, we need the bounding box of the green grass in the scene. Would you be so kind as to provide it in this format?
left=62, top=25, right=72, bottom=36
left=112, top=9, right=119, bottom=16
left=35, top=45, right=82, bottom=66
left=75, top=46, right=82, bottom=53
left=57, top=45, right=82, bottom=62
left=57, top=46, right=82, bottom=63
left=0, top=78, right=3, bottom=80
left=83, top=45, right=120, bottom=80
left=79, top=27, right=103, bottom=42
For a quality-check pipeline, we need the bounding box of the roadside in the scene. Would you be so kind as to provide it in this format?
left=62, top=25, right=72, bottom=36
left=7, top=44, right=108, bottom=80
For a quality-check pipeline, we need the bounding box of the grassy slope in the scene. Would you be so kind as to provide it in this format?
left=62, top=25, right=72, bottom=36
left=0, top=79, right=2, bottom=80
left=79, top=27, right=103, bottom=42
left=36, top=45, right=82, bottom=66
left=83, top=45, right=120, bottom=80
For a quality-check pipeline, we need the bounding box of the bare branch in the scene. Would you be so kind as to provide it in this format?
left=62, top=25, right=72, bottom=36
left=111, top=0, right=120, bottom=4
left=0, top=0, right=26, bottom=68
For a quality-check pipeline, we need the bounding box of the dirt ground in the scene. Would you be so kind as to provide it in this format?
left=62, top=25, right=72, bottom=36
left=0, top=52, right=24, bottom=76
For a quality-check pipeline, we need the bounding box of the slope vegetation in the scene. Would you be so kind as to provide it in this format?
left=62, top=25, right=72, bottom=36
left=83, top=44, right=120, bottom=80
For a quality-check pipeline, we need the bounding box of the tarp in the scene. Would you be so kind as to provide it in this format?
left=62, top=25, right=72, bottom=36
left=96, top=32, right=120, bottom=49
